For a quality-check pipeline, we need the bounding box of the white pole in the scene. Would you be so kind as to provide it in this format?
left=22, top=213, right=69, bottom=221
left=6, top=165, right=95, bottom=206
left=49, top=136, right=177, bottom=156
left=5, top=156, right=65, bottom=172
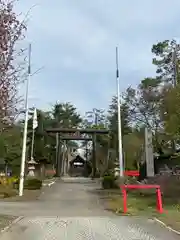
left=30, top=127, right=35, bottom=160
left=116, top=47, right=124, bottom=177
left=19, top=44, right=31, bottom=196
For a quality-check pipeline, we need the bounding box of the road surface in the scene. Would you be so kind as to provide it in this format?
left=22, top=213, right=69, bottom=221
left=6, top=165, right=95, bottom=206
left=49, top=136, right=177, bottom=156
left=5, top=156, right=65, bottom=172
left=0, top=177, right=179, bottom=239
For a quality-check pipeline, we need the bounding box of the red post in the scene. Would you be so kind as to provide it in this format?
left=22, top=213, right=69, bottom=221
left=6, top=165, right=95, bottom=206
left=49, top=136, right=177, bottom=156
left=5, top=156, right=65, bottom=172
left=120, top=184, right=163, bottom=214
left=156, top=188, right=163, bottom=213
left=121, top=187, right=127, bottom=213
left=124, top=170, right=139, bottom=177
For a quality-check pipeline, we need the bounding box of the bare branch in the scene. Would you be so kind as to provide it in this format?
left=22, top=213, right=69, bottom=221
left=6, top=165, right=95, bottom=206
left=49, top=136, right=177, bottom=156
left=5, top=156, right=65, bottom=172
left=0, top=0, right=28, bottom=126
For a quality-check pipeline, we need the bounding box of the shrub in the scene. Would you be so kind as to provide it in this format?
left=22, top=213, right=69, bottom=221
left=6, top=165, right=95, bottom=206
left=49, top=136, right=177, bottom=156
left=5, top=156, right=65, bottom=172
left=14, top=178, right=42, bottom=190
left=103, top=169, right=114, bottom=177
left=13, top=178, right=19, bottom=189
left=147, top=175, right=180, bottom=198
left=24, top=178, right=42, bottom=190
left=102, top=175, right=118, bottom=189
left=0, top=176, right=19, bottom=187
left=0, top=177, right=8, bottom=186
left=9, top=176, right=19, bottom=186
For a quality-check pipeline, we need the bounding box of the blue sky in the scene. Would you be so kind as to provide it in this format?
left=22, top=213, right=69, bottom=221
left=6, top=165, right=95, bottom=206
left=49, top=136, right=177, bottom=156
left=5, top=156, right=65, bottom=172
left=15, top=0, right=180, bottom=116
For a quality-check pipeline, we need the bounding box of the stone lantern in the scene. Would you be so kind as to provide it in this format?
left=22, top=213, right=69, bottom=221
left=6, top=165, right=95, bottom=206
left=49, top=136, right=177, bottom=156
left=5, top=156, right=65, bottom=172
left=27, top=158, right=38, bottom=177
left=114, top=158, right=120, bottom=177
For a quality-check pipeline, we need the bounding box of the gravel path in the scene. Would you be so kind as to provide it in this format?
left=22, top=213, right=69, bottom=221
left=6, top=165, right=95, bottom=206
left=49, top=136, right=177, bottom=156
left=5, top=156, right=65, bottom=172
left=0, top=177, right=179, bottom=239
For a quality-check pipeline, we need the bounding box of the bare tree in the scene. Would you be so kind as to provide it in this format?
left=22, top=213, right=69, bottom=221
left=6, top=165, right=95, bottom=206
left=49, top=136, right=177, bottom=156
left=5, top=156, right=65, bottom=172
left=123, top=78, right=162, bottom=133
left=0, top=0, right=27, bottom=126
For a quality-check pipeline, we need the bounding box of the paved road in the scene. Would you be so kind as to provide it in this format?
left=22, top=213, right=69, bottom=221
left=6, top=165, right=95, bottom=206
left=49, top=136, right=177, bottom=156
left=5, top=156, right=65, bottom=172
left=0, top=177, right=179, bottom=239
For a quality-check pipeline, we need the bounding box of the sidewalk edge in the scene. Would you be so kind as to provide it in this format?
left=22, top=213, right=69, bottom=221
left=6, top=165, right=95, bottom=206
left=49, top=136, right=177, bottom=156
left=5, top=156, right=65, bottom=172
left=0, top=216, right=24, bottom=233
left=154, top=217, right=180, bottom=235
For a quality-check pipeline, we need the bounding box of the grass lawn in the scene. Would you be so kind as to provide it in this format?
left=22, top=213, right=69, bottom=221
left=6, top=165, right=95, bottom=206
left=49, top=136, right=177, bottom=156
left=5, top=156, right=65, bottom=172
left=0, top=183, right=43, bottom=202
left=99, top=188, right=180, bottom=232
left=3, top=189, right=41, bottom=202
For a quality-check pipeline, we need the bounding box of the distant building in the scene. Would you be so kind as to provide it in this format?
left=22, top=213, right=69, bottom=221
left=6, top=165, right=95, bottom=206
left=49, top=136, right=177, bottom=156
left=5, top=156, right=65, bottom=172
left=68, top=155, right=91, bottom=177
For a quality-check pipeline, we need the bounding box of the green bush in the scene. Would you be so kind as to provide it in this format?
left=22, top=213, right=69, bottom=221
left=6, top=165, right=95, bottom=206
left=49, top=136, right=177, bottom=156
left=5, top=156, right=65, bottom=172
left=103, top=169, right=114, bottom=177
left=13, top=178, right=19, bottom=189
left=102, top=175, right=118, bottom=189
left=13, top=178, right=42, bottom=190
left=24, top=178, right=42, bottom=190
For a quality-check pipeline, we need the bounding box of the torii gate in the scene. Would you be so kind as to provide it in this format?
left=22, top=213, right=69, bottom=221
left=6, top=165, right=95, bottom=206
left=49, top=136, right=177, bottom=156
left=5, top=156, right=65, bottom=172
left=46, top=128, right=109, bottom=178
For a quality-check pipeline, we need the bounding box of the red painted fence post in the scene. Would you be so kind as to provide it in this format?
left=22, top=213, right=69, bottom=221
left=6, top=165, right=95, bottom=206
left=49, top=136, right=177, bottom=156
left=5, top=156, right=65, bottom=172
left=121, top=187, right=127, bottom=213
left=156, top=188, right=163, bottom=213
left=120, top=184, right=163, bottom=214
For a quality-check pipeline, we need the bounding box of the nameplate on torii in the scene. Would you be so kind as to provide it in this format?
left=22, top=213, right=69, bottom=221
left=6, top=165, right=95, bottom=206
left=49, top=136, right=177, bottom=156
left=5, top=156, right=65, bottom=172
left=60, top=131, right=91, bottom=140
left=67, top=131, right=81, bottom=137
